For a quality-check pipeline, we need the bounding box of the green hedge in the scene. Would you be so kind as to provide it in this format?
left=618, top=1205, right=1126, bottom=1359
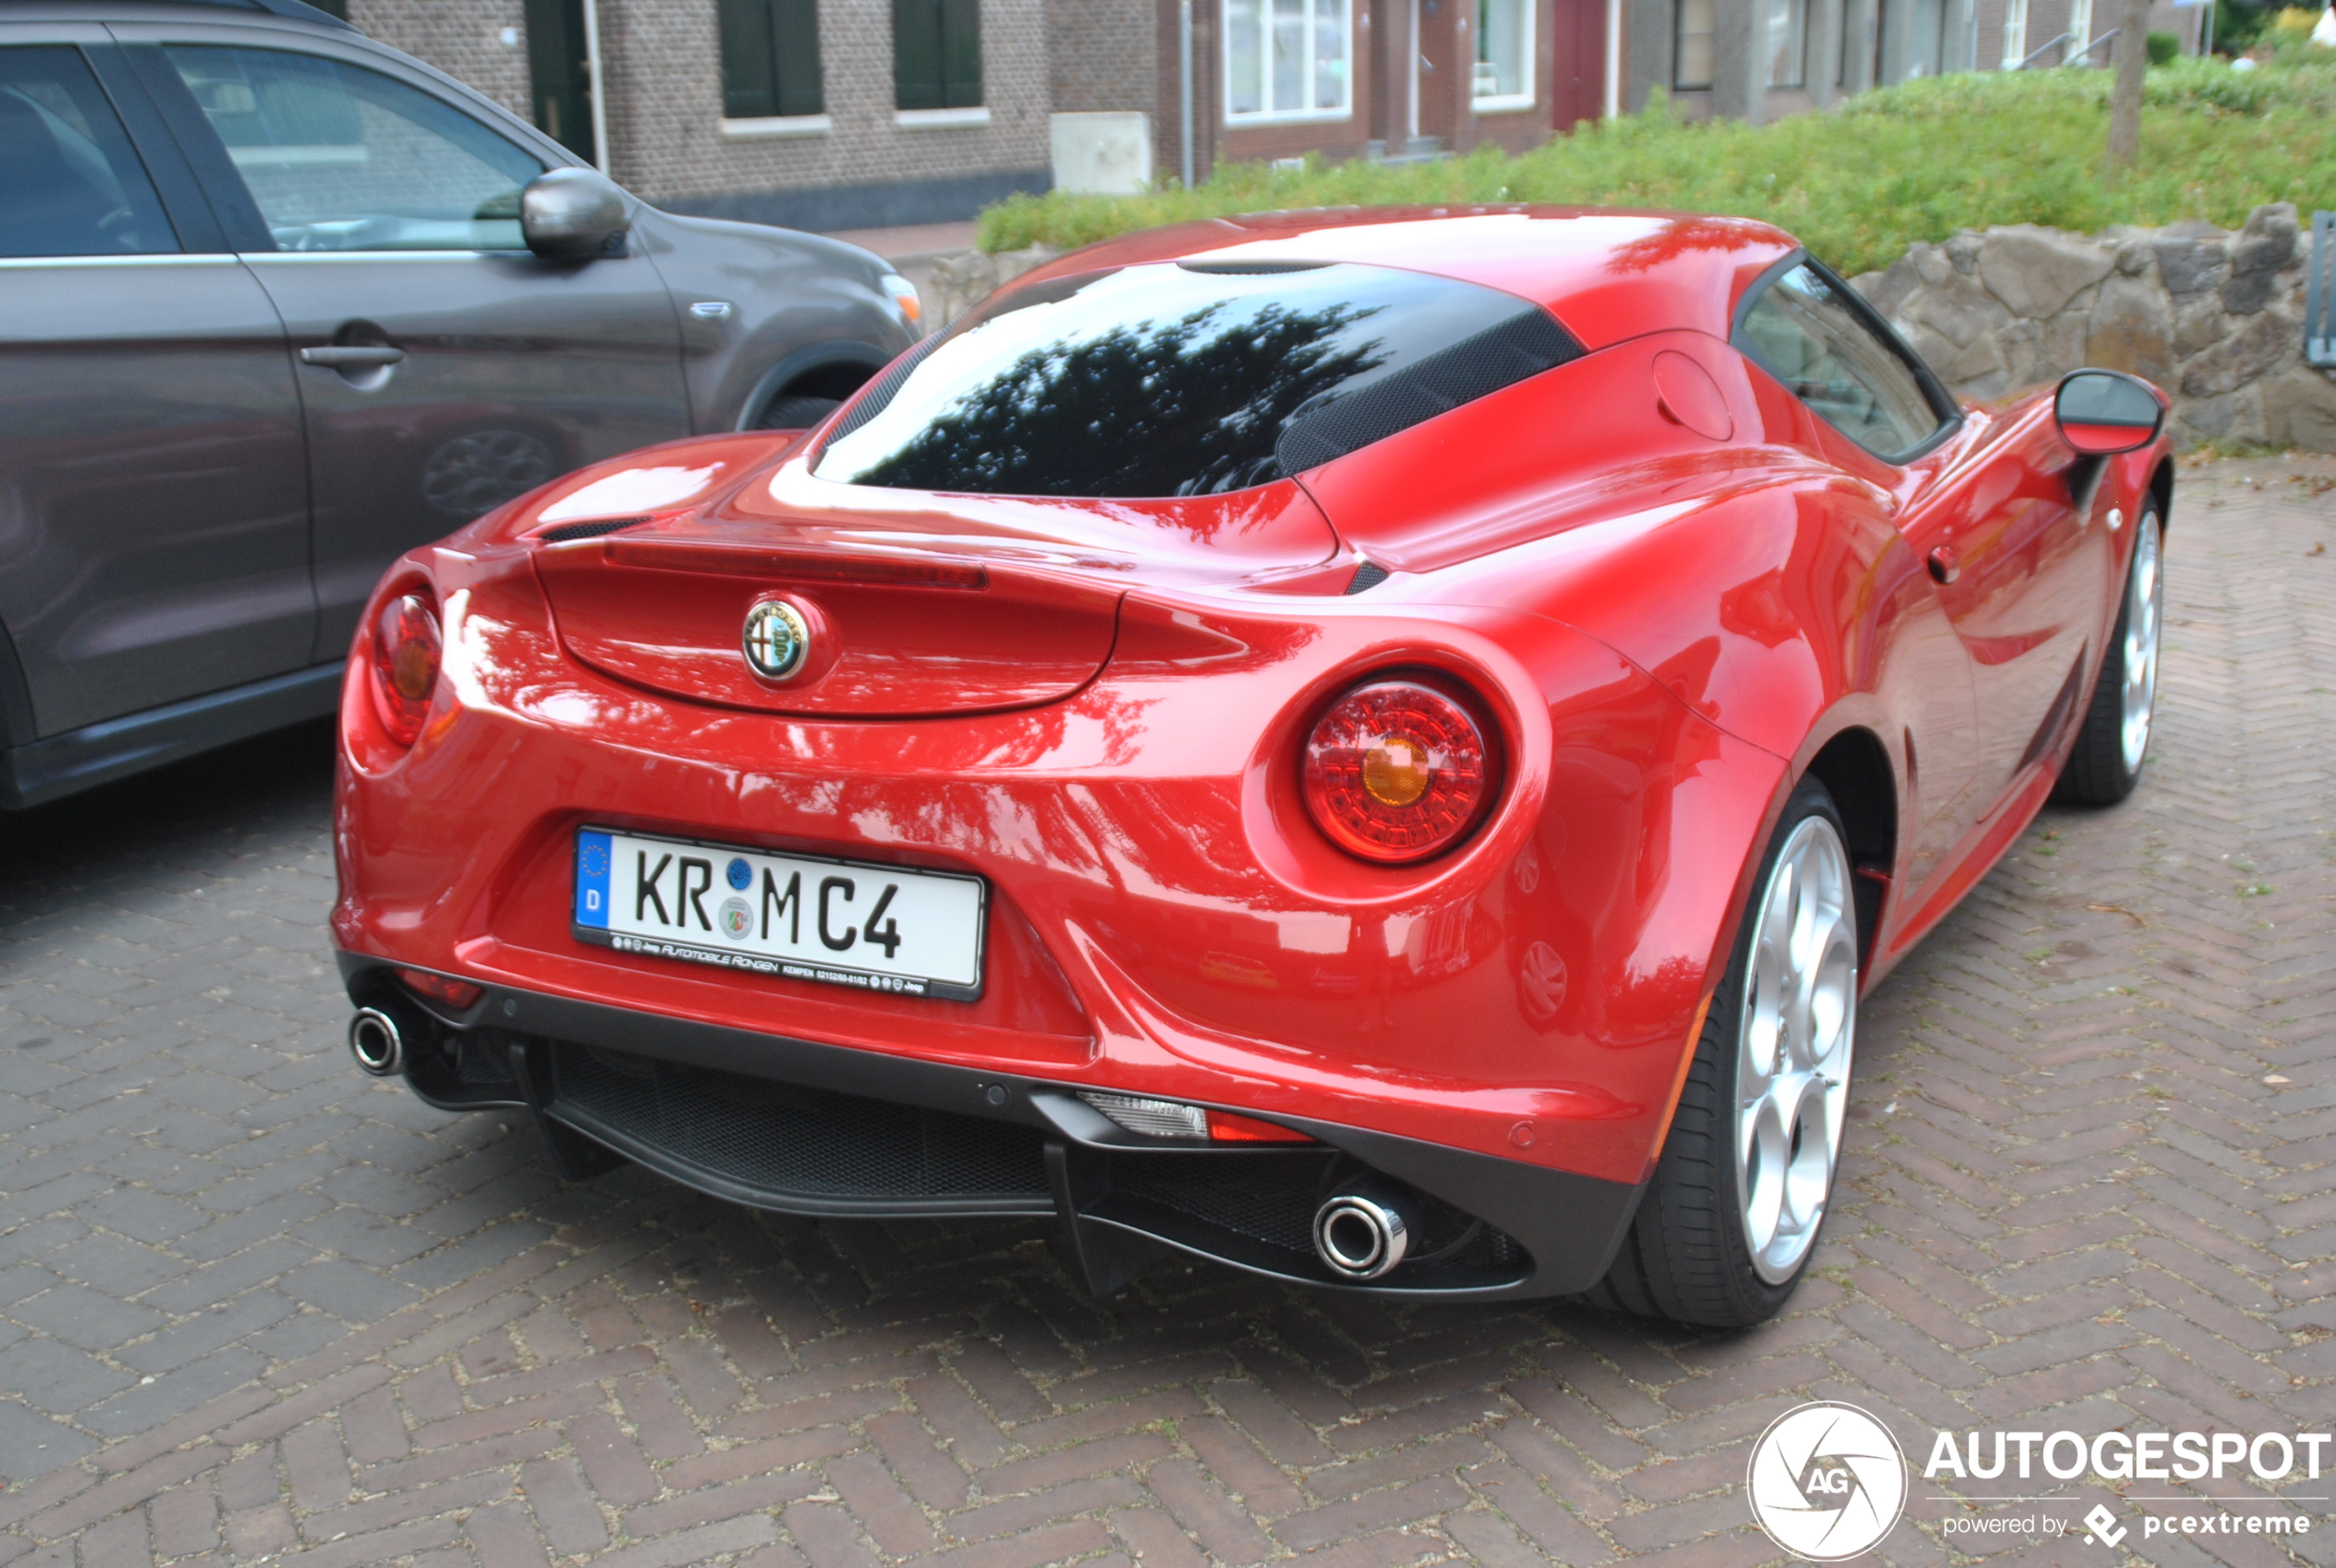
left=975, top=61, right=2336, bottom=278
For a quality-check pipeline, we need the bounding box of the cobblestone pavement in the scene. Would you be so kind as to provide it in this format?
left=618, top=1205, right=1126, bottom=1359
left=1, top=457, right=2330, bottom=1568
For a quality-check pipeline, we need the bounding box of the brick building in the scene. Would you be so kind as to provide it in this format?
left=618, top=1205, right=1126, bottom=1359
left=326, top=0, right=2200, bottom=234
left=1623, top=0, right=2205, bottom=125
left=1142, top=0, right=1609, bottom=183
left=330, top=0, right=1599, bottom=230
left=334, top=0, right=1047, bottom=228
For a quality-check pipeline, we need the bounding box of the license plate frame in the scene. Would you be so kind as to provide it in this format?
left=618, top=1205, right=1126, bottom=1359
left=573, top=826, right=987, bottom=1001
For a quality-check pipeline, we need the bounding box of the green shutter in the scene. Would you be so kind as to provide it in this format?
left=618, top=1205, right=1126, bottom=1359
left=722, top=0, right=821, bottom=120
left=940, top=0, right=981, bottom=106
left=773, top=0, right=824, bottom=115
left=895, top=0, right=944, bottom=109
left=718, top=0, right=778, bottom=117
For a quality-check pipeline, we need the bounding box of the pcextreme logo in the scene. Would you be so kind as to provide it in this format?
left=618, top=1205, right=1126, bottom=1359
left=1746, top=1402, right=1909, bottom=1560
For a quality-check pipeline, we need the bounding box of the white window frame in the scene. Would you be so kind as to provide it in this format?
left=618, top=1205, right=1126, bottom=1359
left=1222, top=0, right=1355, bottom=124
left=1471, top=0, right=1537, bottom=111
left=1766, top=0, right=1806, bottom=85
left=2000, top=0, right=2027, bottom=66
left=1674, top=0, right=1716, bottom=88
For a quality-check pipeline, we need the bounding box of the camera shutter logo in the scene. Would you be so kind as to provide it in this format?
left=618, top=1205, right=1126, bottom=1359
left=1746, top=1402, right=1907, bottom=1560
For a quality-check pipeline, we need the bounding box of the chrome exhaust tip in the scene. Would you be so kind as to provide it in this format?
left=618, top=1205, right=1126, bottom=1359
left=1312, top=1189, right=1412, bottom=1279
left=348, top=1008, right=405, bottom=1077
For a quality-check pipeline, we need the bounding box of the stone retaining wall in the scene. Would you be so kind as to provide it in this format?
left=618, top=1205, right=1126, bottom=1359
left=939, top=202, right=2336, bottom=451
left=1854, top=204, right=2335, bottom=453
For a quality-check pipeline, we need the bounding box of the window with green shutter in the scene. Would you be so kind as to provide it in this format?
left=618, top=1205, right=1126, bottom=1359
left=893, top=0, right=981, bottom=109
left=719, top=0, right=823, bottom=119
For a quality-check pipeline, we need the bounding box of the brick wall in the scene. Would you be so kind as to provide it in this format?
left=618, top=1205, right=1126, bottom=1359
left=1048, top=0, right=1156, bottom=110
left=600, top=0, right=1051, bottom=215
left=1145, top=0, right=1558, bottom=185
left=349, top=0, right=532, bottom=120
left=351, top=0, right=1051, bottom=229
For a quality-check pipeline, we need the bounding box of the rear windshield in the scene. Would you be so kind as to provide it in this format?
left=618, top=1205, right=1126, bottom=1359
left=812, top=261, right=1581, bottom=498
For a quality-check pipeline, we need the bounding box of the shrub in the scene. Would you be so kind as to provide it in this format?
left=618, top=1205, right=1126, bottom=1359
left=976, top=59, right=2336, bottom=277
left=2147, top=29, right=2181, bottom=63
left=2212, top=0, right=2273, bottom=52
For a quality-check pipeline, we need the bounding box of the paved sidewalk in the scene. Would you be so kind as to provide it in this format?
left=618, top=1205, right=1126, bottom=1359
left=823, top=222, right=980, bottom=264
left=0, top=457, right=2329, bottom=1566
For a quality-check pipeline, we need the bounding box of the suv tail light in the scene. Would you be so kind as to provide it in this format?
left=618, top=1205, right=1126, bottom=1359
left=370, top=592, right=441, bottom=747
left=1302, top=678, right=1497, bottom=864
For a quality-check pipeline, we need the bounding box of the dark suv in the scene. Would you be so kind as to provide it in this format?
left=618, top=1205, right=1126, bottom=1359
left=0, top=0, right=919, bottom=807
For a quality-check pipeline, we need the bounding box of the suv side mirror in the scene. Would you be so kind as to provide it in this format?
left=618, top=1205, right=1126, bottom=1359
left=2055, top=369, right=2165, bottom=455
left=521, top=167, right=629, bottom=261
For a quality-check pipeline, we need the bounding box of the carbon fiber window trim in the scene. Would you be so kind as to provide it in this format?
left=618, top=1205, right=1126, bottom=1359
left=1276, top=307, right=1582, bottom=475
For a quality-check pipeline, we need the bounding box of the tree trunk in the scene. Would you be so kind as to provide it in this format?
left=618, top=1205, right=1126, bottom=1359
left=2105, top=0, right=2150, bottom=172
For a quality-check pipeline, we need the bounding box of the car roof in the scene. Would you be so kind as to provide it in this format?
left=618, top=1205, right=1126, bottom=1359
left=0, top=0, right=352, bottom=29
left=1006, top=207, right=1803, bottom=351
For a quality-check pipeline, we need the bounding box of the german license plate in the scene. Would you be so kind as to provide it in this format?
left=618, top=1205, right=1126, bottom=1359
left=573, top=828, right=986, bottom=1001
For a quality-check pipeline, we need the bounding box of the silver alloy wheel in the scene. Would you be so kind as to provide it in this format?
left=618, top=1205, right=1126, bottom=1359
left=1736, top=815, right=1859, bottom=1285
left=2119, top=514, right=2162, bottom=775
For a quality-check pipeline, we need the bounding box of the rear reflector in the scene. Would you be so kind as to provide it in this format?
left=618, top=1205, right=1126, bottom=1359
left=1079, top=1091, right=1207, bottom=1140
left=1206, top=1109, right=1314, bottom=1143
left=1078, top=1092, right=1313, bottom=1144
left=397, top=968, right=485, bottom=1010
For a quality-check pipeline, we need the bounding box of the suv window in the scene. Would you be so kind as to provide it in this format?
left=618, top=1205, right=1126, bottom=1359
left=1736, top=261, right=1943, bottom=461
left=0, top=46, right=178, bottom=258
left=815, top=261, right=1582, bottom=498
left=165, top=45, right=543, bottom=252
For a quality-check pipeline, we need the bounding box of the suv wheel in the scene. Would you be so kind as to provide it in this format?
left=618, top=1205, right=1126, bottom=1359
left=756, top=394, right=842, bottom=431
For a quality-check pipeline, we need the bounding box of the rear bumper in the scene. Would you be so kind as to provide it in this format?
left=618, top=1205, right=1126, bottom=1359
left=340, top=953, right=1645, bottom=1300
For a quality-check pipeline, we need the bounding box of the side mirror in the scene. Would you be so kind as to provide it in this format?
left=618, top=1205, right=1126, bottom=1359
left=2055, top=369, right=2165, bottom=455
left=521, top=167, right=629, bottom=261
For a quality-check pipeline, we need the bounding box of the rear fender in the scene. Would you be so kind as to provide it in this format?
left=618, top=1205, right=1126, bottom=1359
left=458, top=430, right=809, bottom=551
left=1082, top=592, right=1792, bottom=1187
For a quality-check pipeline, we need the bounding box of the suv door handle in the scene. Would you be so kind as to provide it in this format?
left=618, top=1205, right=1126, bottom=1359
left=300, top=346, right=407, bottom=367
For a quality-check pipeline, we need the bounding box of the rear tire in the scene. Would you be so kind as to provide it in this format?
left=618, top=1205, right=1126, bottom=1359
left=1585, top=776, right=1858, bottom=1328
left=2053, top=498, right=2163, bottom=806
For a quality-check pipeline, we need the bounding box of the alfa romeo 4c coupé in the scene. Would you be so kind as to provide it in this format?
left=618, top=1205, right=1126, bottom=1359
left=331, top=208, right=2172, bottom=1327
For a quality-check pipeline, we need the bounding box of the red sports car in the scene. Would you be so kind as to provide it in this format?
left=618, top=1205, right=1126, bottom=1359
left=331, top=208, right=2171, bottom=1327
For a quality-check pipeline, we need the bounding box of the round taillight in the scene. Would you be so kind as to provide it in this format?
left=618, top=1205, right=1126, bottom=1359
left=1301, top=679, right=1496, bottom=864
left=370, top=592, right=441, bottom=748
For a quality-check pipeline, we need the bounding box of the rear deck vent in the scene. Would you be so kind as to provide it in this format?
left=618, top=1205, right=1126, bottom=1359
left=823, top=333, right=945, bottom=446
left=1176, top=259, right=1330, bottom=275
left=537, top=517, right=648, bottom=544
